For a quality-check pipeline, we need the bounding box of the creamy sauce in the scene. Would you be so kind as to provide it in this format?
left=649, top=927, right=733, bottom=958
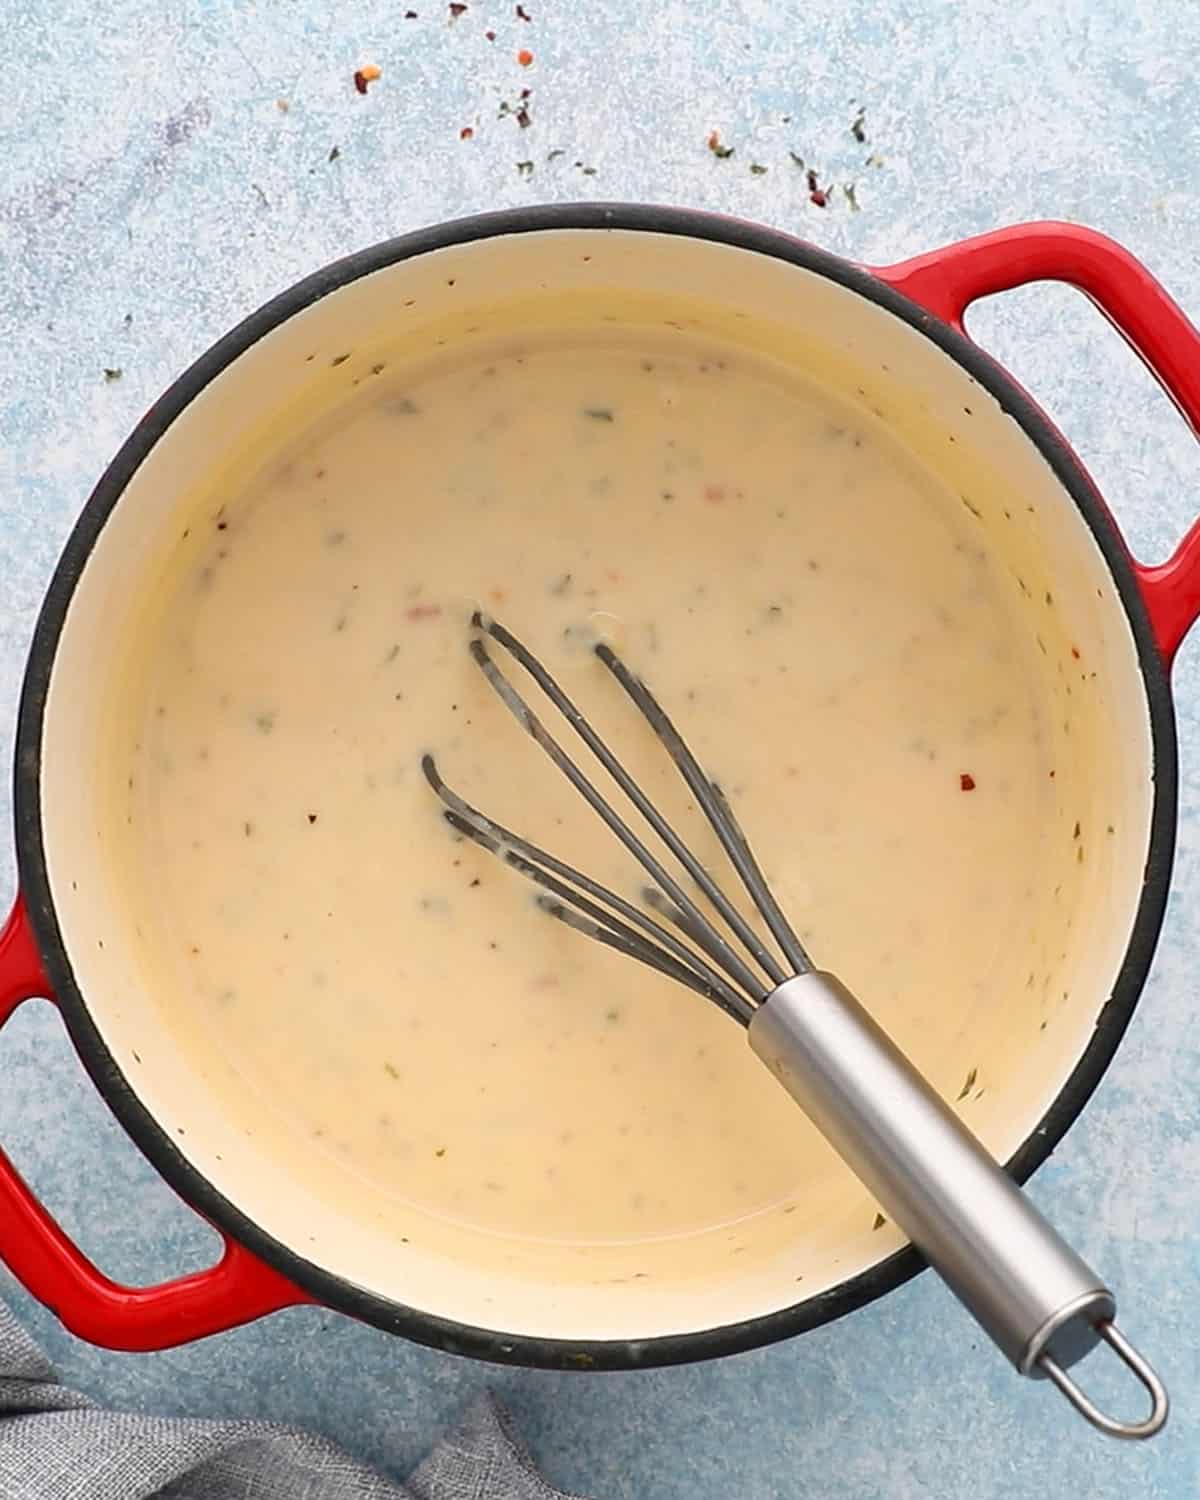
left=118, top=330, right=1054, bottom=1251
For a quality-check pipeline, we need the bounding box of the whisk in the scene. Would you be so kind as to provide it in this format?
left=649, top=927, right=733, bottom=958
left=422, top=613, right=1168, bottom=1439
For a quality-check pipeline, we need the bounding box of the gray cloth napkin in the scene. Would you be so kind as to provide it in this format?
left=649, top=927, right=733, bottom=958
left=0, top=1303, right=590, bottom=1500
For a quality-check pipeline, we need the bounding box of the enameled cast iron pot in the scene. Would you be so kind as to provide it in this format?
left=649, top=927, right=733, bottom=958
left=2, top=207, right=1199, bottom=1366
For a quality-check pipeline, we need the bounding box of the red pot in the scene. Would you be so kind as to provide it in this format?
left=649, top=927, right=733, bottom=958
left=1, top=210, right=1197, bottom=1366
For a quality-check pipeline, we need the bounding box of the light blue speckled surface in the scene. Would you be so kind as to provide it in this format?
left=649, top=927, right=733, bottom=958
left=1, top=2, right=1199, bottom=1495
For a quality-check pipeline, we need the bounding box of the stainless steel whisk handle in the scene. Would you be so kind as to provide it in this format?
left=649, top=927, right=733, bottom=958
left=750, top=973, right=1168, bottom=1440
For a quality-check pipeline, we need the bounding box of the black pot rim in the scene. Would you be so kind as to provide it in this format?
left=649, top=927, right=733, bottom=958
left=12, top=203, right=1178, bottom=1371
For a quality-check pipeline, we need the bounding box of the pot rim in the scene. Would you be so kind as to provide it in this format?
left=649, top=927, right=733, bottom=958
left=12, top=202, right=1178, bottom=1370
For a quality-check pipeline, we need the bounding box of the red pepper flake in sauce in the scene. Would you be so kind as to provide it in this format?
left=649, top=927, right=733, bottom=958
left=517, top=47, right=534, bottom=65
left=959, top=772, right=976, bottom=792
left=353, top=63, right=381, bottom=94
left=460, top=125, right=474, bottom=140
left=1070, top=645, right=1081, bottom=660
left=406, top=603, right=442, bottom=621
left=704, top=482, right=727, bottom=503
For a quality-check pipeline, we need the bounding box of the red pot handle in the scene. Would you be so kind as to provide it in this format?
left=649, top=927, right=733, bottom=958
left=875, top=221, right=1200, bottom=667
left=0, top=894, right=313, bottom=1350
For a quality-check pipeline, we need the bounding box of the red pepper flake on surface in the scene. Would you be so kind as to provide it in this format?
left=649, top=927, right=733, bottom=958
left=959, top=772, right=976, bottom=792
left=517, top=2, right=532, bottom=15
left=353, top=63, right=381, bottom=94
left=707, top=129, right=734, bottom=159
left=449, top=1, right=468, bottom=15
left=517, top=47, right=534, bottom=65
left=405, top=8, right=419, bottom=15
left=406, top=603, right=442, bottom=621
left=485, top=27, right=496, bottom=39
left=460, top=125, right=474, bottom=139
left=806, top=167, right=828, bottom=207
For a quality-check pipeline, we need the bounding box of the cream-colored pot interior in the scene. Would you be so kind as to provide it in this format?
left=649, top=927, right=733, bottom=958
left=37, top=226, right=1153, bottom=1345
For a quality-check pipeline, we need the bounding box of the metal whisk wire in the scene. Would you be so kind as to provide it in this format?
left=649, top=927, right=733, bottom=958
left=420, top=613, right=812, bottom=1025
left=420, top=763, right=754, bottom=1024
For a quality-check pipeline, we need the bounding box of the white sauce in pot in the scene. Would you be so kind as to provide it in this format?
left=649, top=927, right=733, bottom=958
left=116, top=328, right=1057, bottom=1252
